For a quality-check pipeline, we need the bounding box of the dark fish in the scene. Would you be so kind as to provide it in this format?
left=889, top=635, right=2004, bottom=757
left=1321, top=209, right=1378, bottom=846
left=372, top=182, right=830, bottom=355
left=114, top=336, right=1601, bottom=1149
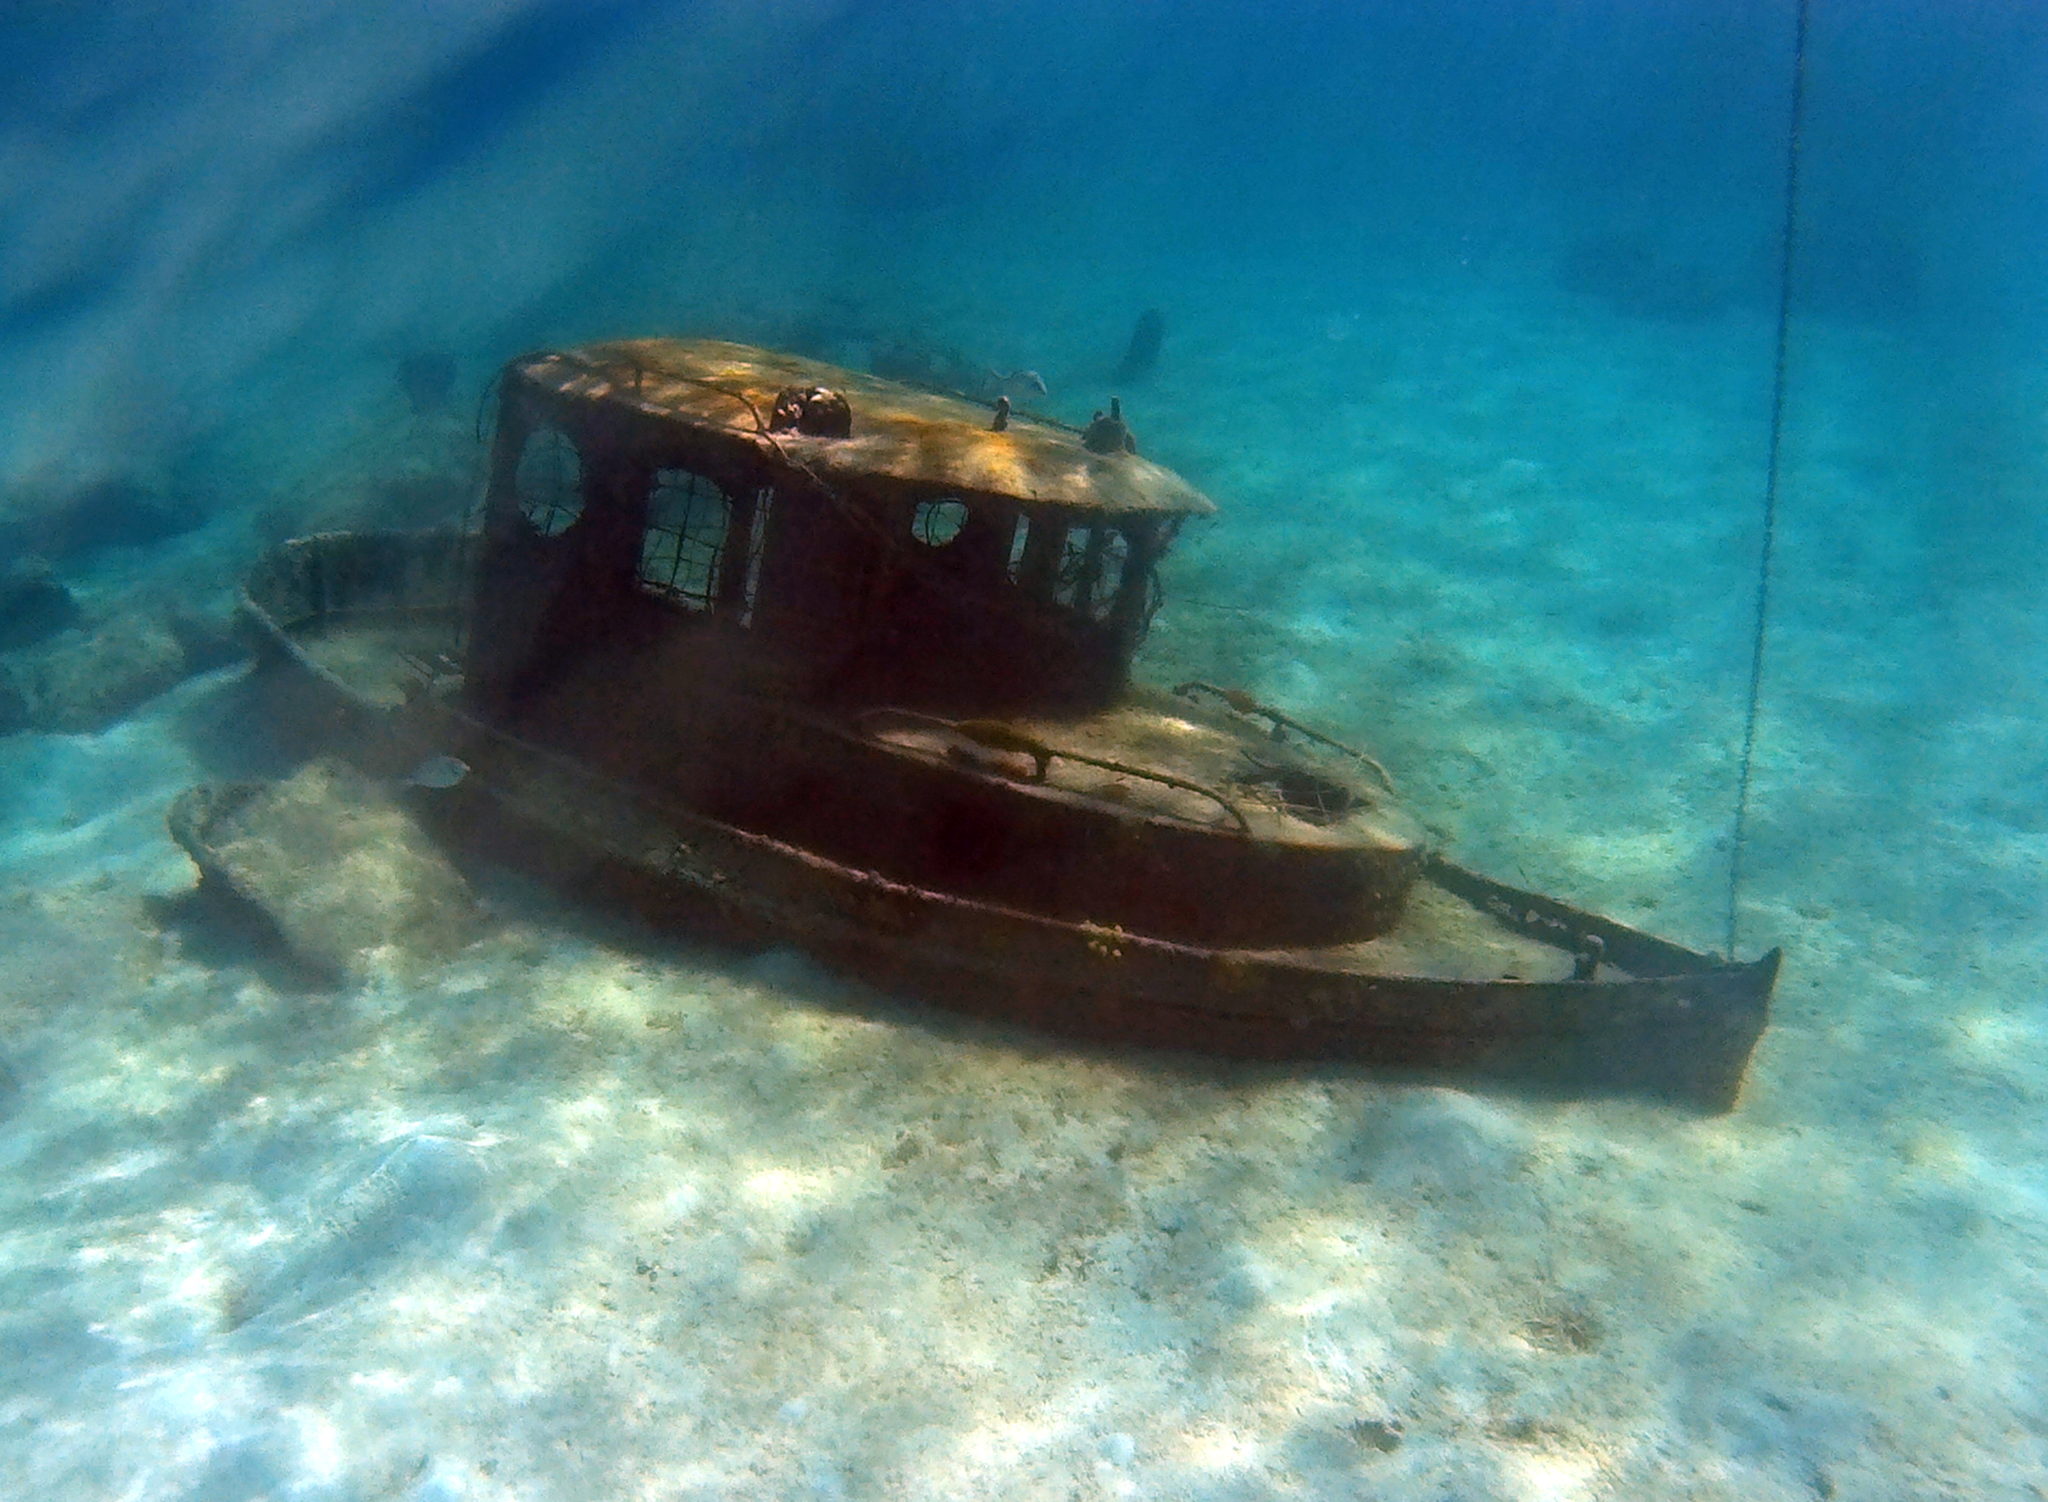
left=1114, top=308, right=1165, bottom=384
left=398, top=352, right=458, bottom=416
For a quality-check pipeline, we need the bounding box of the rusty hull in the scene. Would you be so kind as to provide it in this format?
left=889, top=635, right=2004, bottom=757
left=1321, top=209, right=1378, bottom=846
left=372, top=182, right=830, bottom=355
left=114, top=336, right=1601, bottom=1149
left=234, top=529, right=1776, bottom=1110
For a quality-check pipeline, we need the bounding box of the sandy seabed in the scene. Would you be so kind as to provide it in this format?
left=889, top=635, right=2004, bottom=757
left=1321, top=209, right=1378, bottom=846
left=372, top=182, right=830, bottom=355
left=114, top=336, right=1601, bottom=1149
left=1, top=276, right=2044, bottom=1502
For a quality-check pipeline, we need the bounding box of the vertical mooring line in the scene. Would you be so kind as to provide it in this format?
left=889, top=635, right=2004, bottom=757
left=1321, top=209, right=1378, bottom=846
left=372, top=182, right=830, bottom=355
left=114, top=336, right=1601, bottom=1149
left=1727, top=0, right=1812, bottom=958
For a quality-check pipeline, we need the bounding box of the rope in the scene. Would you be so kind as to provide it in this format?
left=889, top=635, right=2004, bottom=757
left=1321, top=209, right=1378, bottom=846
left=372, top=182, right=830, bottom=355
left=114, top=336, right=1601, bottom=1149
left=1726, top=0, right=1811, bottom=958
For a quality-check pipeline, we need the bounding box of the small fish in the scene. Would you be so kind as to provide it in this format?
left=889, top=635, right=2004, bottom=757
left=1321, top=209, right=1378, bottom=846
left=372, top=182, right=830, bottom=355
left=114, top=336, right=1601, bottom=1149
left=987, top=368, right=1048, bottom=403
left=404, top=754, right=470, bottom=789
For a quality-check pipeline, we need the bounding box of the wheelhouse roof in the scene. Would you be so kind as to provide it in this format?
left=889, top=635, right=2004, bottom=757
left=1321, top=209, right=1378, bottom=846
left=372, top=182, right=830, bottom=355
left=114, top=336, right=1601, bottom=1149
left=509, top=338, right=1217, bottom=518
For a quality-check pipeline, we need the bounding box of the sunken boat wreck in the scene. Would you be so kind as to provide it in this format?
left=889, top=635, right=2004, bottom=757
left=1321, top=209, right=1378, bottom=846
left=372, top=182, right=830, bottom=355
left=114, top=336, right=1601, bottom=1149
left=221, top=338, right=1777, bottom=1108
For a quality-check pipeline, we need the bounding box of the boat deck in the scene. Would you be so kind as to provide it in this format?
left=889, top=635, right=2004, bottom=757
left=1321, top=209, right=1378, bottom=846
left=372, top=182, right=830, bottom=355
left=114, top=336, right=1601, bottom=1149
left=278, top=608, right=1569, bottom=981
left=863, top=693, right=1420, bottom=852
left=1297, top=878, right=1578, bottom=982
left=287, top=610, right=464, bottom=711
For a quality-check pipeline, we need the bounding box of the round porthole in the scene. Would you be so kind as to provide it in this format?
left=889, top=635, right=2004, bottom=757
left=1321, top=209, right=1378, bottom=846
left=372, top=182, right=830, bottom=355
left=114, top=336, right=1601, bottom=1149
left=913, top=498, right=969, bottom=547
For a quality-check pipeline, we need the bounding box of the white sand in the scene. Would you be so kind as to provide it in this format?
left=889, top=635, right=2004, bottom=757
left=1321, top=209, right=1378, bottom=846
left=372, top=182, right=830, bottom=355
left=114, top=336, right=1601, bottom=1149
left=3, top=8, right=2045, bottom=1491
left=1, top=270, right=2043, bottom=1502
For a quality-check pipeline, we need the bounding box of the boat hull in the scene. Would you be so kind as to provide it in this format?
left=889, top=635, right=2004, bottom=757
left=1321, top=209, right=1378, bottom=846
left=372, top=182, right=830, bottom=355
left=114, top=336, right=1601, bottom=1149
left=445, top=719, right=1775, bottom=1109
left=232, top=529, right=1777, bottom=1110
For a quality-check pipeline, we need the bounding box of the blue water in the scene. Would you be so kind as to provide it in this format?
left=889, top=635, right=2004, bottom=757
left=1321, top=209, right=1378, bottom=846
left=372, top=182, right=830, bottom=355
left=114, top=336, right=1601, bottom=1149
left=3, top=3, right=2047, bottom=1497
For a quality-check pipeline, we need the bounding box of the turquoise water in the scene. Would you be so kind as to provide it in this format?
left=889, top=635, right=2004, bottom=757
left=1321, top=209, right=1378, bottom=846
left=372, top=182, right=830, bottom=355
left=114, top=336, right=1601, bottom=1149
left=3, top=3, right=2046, bottom=1497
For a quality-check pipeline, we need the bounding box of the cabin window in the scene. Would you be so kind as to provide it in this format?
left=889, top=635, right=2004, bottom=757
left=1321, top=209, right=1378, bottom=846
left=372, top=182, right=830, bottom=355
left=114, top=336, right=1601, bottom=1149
left=1053, top=524, right=1131, bottom=621
left=913, top=498, right=970, bottom=547
left=640, top=468, right=731, bottom=610
left=515, top=427, right=583, bottom=537
left=1006, top=517, right=1032, bottom=579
